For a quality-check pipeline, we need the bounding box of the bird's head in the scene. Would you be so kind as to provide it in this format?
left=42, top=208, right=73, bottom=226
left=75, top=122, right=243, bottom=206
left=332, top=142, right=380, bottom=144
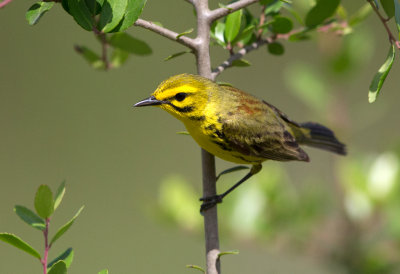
left=134, top=74, right=217, bottom=122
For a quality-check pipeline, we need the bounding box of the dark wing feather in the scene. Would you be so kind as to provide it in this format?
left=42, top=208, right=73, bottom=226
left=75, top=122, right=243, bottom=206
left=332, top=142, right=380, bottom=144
left=219, top=93, right=309, bottom=162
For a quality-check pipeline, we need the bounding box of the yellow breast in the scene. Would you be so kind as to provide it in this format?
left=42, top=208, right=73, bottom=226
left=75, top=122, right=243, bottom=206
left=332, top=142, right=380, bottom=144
left=182, top=109, right=264, bottom=165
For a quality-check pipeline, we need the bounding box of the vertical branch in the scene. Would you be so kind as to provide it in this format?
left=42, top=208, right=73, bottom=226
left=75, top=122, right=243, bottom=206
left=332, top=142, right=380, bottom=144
left=193, top=1, right=220, bottom=273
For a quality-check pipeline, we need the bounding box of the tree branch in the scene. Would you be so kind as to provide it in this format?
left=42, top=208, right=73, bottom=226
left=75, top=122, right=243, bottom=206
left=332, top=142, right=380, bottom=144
left=212, top=38, right=270, bottom=79
left=134, top=18, right=198, bottom=50
left=212, top=27, right=307, bottom=78
left=212, top=39, right=268, bottom=78
left=193, top=0, right=220, bottom=273
left=208, top=0, right=259, bottom=23
left=367, top=0, right=400, bottom=49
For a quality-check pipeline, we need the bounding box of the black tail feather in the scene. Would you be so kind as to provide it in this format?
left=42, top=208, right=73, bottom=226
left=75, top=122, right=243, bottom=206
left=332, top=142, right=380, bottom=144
left=299, top=122, right=347, bottom=155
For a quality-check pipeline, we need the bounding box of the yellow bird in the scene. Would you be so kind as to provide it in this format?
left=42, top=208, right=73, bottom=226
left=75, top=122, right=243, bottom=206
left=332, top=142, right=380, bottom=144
left=134, top=74, right=346, bottom=211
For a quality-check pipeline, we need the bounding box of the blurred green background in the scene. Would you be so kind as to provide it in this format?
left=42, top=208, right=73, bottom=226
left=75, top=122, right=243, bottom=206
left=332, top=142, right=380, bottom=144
left=1, top=0, right=400, bottom=273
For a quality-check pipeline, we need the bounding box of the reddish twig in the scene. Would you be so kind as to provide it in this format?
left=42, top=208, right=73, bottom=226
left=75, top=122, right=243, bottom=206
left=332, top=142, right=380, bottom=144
left=41, top=218, right=50, bottom=274
left=0, top=0, right=13, bottom=9
left=367, top=0, right=400, bottom=49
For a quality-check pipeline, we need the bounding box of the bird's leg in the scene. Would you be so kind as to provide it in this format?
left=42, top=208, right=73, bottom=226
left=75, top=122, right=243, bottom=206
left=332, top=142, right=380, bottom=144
left=200, top=164, right=262, bottom=212
left=215, top=165, right=249, bottom=181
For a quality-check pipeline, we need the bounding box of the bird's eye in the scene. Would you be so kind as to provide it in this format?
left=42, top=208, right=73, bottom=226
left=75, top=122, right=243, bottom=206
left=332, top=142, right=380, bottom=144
left=175, top=92, right=187, bottom=102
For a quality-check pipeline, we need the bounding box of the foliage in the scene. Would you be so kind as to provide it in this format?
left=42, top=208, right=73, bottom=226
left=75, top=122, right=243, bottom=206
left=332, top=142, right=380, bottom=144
left=1, top=0, right=400, bottom=273
left=0, top=182, right=106, bottom=274
left=5, top=0, right=397, bottom=100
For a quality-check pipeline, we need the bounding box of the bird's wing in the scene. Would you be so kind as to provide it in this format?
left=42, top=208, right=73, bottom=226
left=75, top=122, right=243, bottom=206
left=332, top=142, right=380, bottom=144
left=219, top=87, right=309, bottom=162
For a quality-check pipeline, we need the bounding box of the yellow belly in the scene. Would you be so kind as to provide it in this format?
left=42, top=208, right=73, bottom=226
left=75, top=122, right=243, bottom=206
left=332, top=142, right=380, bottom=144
left=184, top=121, right=264, bottom=165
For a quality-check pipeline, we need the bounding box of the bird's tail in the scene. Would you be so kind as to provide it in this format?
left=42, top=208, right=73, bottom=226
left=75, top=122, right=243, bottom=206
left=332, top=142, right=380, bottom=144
left=291, top=122, right=347, bottom=155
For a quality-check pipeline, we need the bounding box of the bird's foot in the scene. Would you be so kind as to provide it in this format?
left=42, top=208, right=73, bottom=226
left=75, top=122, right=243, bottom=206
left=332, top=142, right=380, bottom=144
left=199, top=195, right=223, bottom=213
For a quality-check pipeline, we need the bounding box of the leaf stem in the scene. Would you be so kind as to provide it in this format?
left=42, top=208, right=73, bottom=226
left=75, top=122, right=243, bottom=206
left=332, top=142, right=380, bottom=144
left=367, top=0, right=400, bottom=49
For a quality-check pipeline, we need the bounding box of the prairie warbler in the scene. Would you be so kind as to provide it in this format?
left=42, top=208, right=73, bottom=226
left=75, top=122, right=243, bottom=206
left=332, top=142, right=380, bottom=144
left=134, top=74, right=346, bottom=211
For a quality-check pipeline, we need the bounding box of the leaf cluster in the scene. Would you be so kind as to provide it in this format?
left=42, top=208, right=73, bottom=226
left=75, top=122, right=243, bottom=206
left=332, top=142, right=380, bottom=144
left=0, top=182, right=106, bottom=274
left=26, top=0, right=151, bottom=69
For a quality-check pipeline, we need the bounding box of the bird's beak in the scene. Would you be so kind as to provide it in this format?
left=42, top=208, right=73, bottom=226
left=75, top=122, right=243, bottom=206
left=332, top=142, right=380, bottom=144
left=133, top=95, right=164, bottom=107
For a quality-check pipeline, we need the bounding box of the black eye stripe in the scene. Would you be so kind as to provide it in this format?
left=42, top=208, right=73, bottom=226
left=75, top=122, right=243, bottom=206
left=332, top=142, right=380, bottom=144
left=162, top=92, right=192, bottom=102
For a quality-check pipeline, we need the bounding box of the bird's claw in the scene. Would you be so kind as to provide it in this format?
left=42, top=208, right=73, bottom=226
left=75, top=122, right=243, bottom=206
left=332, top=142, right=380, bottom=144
left=199, top=195, right=223, bottom=214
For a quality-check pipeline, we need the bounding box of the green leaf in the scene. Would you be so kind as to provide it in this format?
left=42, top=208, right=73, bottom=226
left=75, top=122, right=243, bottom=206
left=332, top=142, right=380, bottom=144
left=305, top=0, right=340, bottom=28
left=368, top=44, right=395, bottom=103
left=395, top=0, right=400, bottom=36
left=282, top=4, right=304, bottom=25
left=48, top=248, right=74, bottom=269
left=269, top=16, right=293, bottom=34
left=54, top=181, right=66, bottom=211
left=176, top=131, right=190, bottom=135
left=14, top=205, right=45, bottom=230
left=98, top=270, right=109, bottom=274
left=176, top=28, right=194, bottom=39
left=288, top=32, right=310, bottom=41
left=34, top=185, right=54, bottom=219
left=26, top=2, right=54, bottom=25
left=164, top=50, right=190, bottom=61
left=216, top=81, right=233, bottom=87
left=61, top=0, right=70, bottom=14
left=260, top=0, right=275, bottom=5
left=211, top=21, right=226, bottom=46
left=109, top=32, right=152, bottom=55
left=152, top=21, right=163, bottom=27
left=115, top=0, right=146, bottom=32
left=380, top=0, right=395, bottom=18
left=224, top=9, right=243, bottom=42
left=231, top=59, right=251, bottom=67
left=218, top=249, right=239, bottom=258
left=0, top=233, right=41, bottom=259
left=74, top=45, right=105, bottom=69
left=67, top=0, right=94, bottom=31
left=111, top=48, right=130, bottom=67
left=264, top=0, right=284, bottom=15
left=48, top=260, right=67, bottom=274
left=85, top=0, right=104, bottom=15
left=349, top=3, right=372, bottom=26
left=216, top=166, right=249, bottom=181
left=232, top=24, right=255, bottom=44
left=267, top=42, right=285, bottom=55
left=50, top=206, right=84, bottom=246
left=98, top=0, right=128, bottom=33
left=186, top=265, right=205, bottom=273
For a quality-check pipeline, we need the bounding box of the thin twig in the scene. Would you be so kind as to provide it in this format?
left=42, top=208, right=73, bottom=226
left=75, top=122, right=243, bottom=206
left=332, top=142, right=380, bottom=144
left=93, top=27, right=111, bottom=70
left=134, top=18, right=198, bottom=50
left=208, top=0, right=259, bottom=22
left=41, top=218, right=50, bottom=274
left=256, top=5, right=266, bottom=39
left=367, top=0, right=400, bottom=49
left=0, top=0, right=13, bottom=9
left=212, top=38, right=270, bottom=78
